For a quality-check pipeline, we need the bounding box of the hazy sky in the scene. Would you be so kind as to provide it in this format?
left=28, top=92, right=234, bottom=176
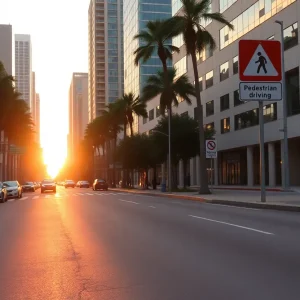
left=0, top=0, right=89, bottom=175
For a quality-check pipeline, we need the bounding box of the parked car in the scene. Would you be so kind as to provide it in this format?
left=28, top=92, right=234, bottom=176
left=65, top=180, right=75, bottom=188
left=41, top=179, right=56, bottom=193
left=0, top=182, right=8, bottom=203
left=78, top=180, right=90, bottom=188
left=76, top=181, right=81, bottom=187
left=92, top=179, right=108, bottom=191
left=22, top=181, right=35, bottom=192
left=3, top=181, right=22, bottom=199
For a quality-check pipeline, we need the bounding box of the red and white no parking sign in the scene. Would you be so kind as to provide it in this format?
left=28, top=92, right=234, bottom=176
left=206, top=140, right=217, bottom=158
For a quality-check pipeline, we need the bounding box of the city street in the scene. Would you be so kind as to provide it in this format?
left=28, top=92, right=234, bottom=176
left=0, top=187, right=299, bottom=300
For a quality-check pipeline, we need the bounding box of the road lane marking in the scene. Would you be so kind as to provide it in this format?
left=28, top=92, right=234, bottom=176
left=76, top=193, right=84, bottom=195
left=149, top=206, right=156, bottom=208
left=86, top=193, right=94, bottom=196
left=33, top=196, right=39, bottom=200
left=7, top=199, right=14, bottom=202
left=119, top=199, right=139, bottom=205
left=188, top=215, right=274, bottom=235
left=210, top=204, right=261, bottom=211
left=20, top=197, right=28, bottom=201
left=45, top=195, right=51, bottom=198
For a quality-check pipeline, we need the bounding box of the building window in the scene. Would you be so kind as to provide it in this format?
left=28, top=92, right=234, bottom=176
left=220, top=94, right=230, bottom=111
left=174, top=56, right=187, bottom=79
left=234, top=89, right=244, bottom=106
left=235, top=109, right=258, bottom=130
left=221, top=117, right=230, bottom=134
left=220, top=0, right=237, bottom=13
left=220, top=0, right=296, bottom=49
left=284, top=22, right=298, bottom=51
left=143, top=116, right=147, bottom=124
left=220, top=61, right=229, bottom=81
left=173, top=33, right=184, bottom=49
left=205, top=122, right=214, bottom=131
left=149, top=109, right=154, bottom=121
left=205, top=70, right=213, bottom=88
left=233, top=56, right=238, bottom=75
left=206, top=100, right=214, bottom=116
left=156, top=106, right=161, bottom=118
left=263, top=103, right=277, bottom=123
left=286, top=67, right=300, bottom=116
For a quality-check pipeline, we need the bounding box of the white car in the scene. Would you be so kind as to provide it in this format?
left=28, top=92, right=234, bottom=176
left=3, top=181, right=22, bottom=199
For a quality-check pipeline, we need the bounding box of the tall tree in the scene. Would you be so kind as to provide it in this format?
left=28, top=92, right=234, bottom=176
left=142, top=67, right=195, bottom=114
left=172, top=0, right=233, bottom=193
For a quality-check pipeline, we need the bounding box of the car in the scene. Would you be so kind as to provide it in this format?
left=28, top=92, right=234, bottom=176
left=76, top=181, right=81, bottom=187
left=41, top=179, right=56, bottom=193
left=22, top=181, right=35, bottom=192
left=92, top=179, right=108, bottom=191
left=0, top=182, right=8, bottom=203
left=79, top=180, right=90, bottom=188
left=3, top=181, right=22, bottom=199
left=65, top=180, right=75, bottom=188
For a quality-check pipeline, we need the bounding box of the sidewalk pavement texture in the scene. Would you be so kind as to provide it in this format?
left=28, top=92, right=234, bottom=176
left=112, top=187, right=300, bottom=212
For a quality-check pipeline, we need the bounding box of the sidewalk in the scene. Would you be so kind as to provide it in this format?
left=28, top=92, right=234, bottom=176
left=112, top=187, right=300, bottom=212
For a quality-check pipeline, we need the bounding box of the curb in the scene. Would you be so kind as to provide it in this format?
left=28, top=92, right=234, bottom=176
left=112, top=189, right=300, bottom=212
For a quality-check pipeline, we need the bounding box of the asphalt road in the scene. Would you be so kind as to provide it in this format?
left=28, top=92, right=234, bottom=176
left=0, top=187, right=299, bottom=300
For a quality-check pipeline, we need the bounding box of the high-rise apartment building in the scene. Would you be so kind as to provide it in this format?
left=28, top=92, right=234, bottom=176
left=139, top=0, right=300, bottom=187
left=68, top=73, right=89, bottom=160
left=0, top=25, right=12, bottom=75
left=35, top=93, right=40, bottom=143
left=88, top=0, right=124, bottom=122
left=123, top=0, right=172, bottom=132
left=31, top=71, right=36, bottom=123
left=15, top=34, right=32, bottom=109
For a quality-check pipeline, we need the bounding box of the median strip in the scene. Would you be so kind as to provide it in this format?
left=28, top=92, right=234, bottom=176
left=189, top=215, right=274, bottom=235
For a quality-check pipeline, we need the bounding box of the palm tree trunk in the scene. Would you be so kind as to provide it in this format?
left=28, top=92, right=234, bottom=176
left=112, top=135, right=117, bottom=188
left=122, top=119, right=127, bottom=188
left=129, top=121, right=133, bottom=137
left=191, top=50, right=210, bottom=194
left=183, top=159, right=187, bottom=189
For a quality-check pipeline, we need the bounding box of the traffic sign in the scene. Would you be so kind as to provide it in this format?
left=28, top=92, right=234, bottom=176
left=206, top=140, right=217, bottom=159
left=239, top=40, right=282, bottom=101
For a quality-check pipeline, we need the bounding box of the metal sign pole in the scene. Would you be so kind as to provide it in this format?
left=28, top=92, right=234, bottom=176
left=259, top=101, right=266, bottom=202
left=210, top=158, right=213, bottom=192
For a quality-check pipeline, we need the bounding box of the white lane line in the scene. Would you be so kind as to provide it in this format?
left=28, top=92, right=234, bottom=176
left=19, top=197, right=28, bottom=201
left=76, top=193, right=84, bottom=196
left=119, top=199, right=139, bottom=205
left=7, top=199, right=15, bottom=202
left=96, top=193, right=105, bottom=196
left=45, top=195, right=51, bottom=198
left=86, top=193, right=94, bottom=196
left=33, top=196, right=39, bottom=200
left=149, top=206, right=156, bottom=209
left=210, top=204, right=260, bottom=211
left=189, top=215, right=274, bottom=235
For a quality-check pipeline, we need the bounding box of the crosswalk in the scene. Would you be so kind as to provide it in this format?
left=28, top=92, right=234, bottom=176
left=6, top=192, right=129, bottom=202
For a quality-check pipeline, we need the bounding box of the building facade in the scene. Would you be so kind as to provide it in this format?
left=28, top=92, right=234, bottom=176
left=68, top=73, right=89, bottom=160
left=0, top=24, right=12, bottom=75
left=35, top=93, right=40, bottom=143
left=140, top=0, right=300, bottom=187
left=15, top=34, right=32, bottom=110
left=88, top=0, right=124, bottom=122
left=123, top=0, right=172, bottom=133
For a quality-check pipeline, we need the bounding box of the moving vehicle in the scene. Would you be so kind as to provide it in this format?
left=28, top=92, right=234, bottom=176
left=92, top=179, right=108, bottom=191
left=3, top=181, right=22, bottom=199
left=78, top=180, right=90, bottom=188
left=0, top=182, right=8, bottom=203
left=22, top=181, right=35, bottom=192
left=65, top=180, right=75, bottom=188
left=41, top=179, right=56, bottom=193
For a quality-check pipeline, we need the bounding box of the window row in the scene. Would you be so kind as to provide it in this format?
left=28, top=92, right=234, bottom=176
left=144, top=106, right=162, bottom=123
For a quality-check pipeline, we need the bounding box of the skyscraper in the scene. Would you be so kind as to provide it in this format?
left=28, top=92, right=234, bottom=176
left=0, top=24, right=12, bottom=75
left=68, top=73, right=88, bottom=161
left=35, top=93, right=40, bottom=143
left=31, top=71, right=36, bottom=123
left=123, top=0, right=172, bottom=132
left=15, top=34, right=32, bottom=110
left=88, top=0, right=124, bottom=122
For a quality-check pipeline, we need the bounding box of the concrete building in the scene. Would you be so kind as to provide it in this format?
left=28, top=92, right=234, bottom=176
left=88, top=0, right=124, bottom=121
left=31, top=72, right=36, bottom=124
left=68, top=73, right=89, bottom=161
left=123, top=0, right=172, bottom=133
left=15, top=34, right=32, bottom=110
left=140, top=0, right=300, bottom=187
left=35, top=93, right=40, bottom=143
left=0, top=24, right=12, bottom=75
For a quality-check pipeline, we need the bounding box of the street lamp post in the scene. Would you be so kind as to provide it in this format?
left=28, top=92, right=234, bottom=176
left=275, top=20, right=290, bottom=190
left=152, top=125, right=171, bottom=193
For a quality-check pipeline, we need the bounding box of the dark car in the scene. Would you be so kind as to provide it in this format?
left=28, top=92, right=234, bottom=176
left=79, top=180, right=90, bottom=188
left=0, top=182, right=8, bottom=203
left=41, top=179, right=56, bottom=193
left=65, top=180, right=75, bottom=188
left=92, top=179, right=108, bottom=191
left=22, top=181, right=35, bottom=192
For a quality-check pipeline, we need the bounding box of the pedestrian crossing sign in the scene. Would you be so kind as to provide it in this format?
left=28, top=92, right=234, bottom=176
left=239, top=40, right=282, bottom=82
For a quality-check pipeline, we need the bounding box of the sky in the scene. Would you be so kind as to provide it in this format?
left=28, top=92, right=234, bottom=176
left=0, top=0, right=89, bottom=177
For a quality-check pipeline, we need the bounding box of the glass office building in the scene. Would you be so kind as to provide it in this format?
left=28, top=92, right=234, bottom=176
left=124, top=0, right=172, bottom=133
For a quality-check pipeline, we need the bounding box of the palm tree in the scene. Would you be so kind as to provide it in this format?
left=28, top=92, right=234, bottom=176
left=172, top=0, right=233, bottom=194
left=142, top=67, right=195, bottom=114
left=115, top=93, right=148, bottom=138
